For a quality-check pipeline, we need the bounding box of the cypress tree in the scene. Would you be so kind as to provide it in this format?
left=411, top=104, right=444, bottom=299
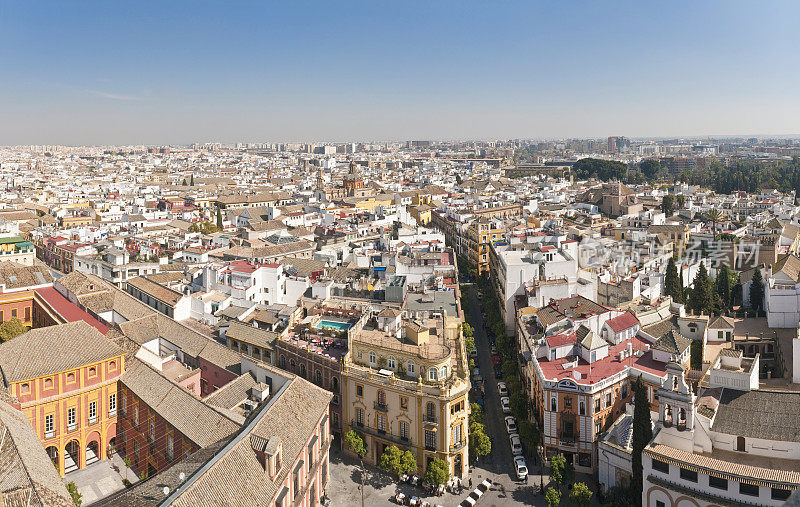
left=750, top=267, right=764, bottom=312
left=715, top=263, right=734, bottom=312
left=631, top=376, right=652, bottom=506
left=689, top=263, right=713, bottom=314
left=215, top=206, right=223, bottom=229
left=664, top=257, right=682, bottom=303
left=190, top=174, right=195, bottom=186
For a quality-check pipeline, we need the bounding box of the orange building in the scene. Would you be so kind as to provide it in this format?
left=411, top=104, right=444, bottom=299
left=0, top=321, right=125, bottom=476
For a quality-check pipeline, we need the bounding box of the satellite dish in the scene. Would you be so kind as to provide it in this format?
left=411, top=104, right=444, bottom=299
left=163, top=487, right=170, bottom=496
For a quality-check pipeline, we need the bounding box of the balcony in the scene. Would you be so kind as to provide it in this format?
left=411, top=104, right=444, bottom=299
left=451, top=440, right=467, bottom=452
left=423, top=415, right=437, bottom=425
left=373, top=401, right=388, bottom=412
left=425, top=444, right=437, bottom=452
left=353, top=420, right=411, bottom=448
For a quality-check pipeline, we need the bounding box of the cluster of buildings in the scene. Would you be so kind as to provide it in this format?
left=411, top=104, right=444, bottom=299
left=3, top=138, right=800, bottom=505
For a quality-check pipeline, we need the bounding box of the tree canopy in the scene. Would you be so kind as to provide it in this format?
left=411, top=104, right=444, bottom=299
left=572, top=158, right=628, bottom=181
left=423, top=456, right=449, bottom=486
left=664, top=257, right=683, bottom=303
left=750, top=267, right=764, bottom=312
left=0, top=318, right=27, bottom=342
left=378, top=445, right=417, bottom=477
left=544, top=487, right=561, bottom=507
left=344, top=430, right=366, bottom=459
left=569, top=482, right=592, bottom=507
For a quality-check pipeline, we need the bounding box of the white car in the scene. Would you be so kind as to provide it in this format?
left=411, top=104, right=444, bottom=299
left=505, top=416, right=518, bottom=434
left=514, top=457, right=528, bottom=480
left=497, top=381, right=508, bottom=397
left=509, top=434, right=523, bottom=456
left=500, top=396, right=511, bottom=414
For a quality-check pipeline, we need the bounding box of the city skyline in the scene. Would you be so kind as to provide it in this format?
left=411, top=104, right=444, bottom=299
left=2, top=0, right=799, bottom=145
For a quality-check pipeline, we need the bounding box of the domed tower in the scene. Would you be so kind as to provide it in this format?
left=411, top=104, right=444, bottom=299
left=344, top=160, right=364, bottom=196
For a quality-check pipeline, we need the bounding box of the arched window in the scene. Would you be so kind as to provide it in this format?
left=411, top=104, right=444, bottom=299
left=300, top=364, right=306, bottom=378
left=20, top=383, right=30, bottom=394
left=280, top=356, right=286, bottom=368
left=331, top=377, right=339, bottom=393
left=109, top=361, right=116, bottom=370
left=551, top=397, right=557, bottom=412
left=387, top=356, right=396, bottom=369
left=440, top=365, right=448, bottom=379
left=67, top=373, right=75, bottom=383
left=89, top=367, right=96, bottom=377
left=44, top=378, right=53, bottom=389
left=428, top=367, right=438, bottom=381
left=369, top=351, right=376, bottom=365
left=426, top=402, right=436, bottom=422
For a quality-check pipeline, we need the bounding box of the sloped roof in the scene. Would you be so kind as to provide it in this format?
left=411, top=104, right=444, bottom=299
left=652, top=330, right=692, bottom=355
left=713, top=389, right=800, bottom=443
left=773, top=254, right=800, bottom=283
left=709, top=315, right=735, bottom=330
left=0, top=321, right=123, bottom=383
left=606, top=311, right=639, bottom=333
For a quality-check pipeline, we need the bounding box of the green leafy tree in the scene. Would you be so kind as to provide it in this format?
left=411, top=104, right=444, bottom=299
left=639, top=159, right=661, bottom=180
left=0, top=318, right=27, bottom=342
left=462, top=322, right=475, bottom=353
left=664, top=257, right=682, bottom=303
left=469, top=423, right=492, bottom=458
left=544, top=486, right=561, bottom=507
left=569, top=482, right=592, bottom=507
left=344, top=430, right=367, bottom=507
left=423, top=456, right=449, bottom=487
left=750, top=267, right=764, bottom=312
left=661, top=194, right=674, bottom=216
left=550, top=454, right=566, bottom=487
left=518, top=420, right=539, bottom=456
left=378, top=445, right=416, bottom=477
left=706, top=208, right=723, bottom=236
left=676, top=194, right=686, bottom=209
left=66, top=481, right=82, bottom=506
left=631, top=376, right=653, bottom=506
left=688, top=263, right=713, bottom=315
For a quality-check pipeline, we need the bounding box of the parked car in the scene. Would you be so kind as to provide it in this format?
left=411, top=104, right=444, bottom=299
left=500, top=396, right=511, bottom=414
left=497, top=381, right=508, bottom=397
left=514, top=457, right=528, bottom=480
left=469, top=348, right=478, bottom=359
left=494, top=365, right=502, bottom=378
left=505, top=416, right=518, bottom=434
left=509, top=434, right=523, bottom=456
left=490, top=346, right=498, bottom=356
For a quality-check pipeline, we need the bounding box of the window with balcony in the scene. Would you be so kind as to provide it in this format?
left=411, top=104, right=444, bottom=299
left=355, top=408, right=364, bottom=427
left=595, top=398, right=601, bottom=412
left=377, top=414, right=386, bottom=434
left=400, top=421, right=409, bottom=441
left=425, top=430, right=436, bottom=451
left=426, top=402, right=436, bottom=423
left=407, top=362, right=416, bottom=376
left=369, top=351, right=376, bottom=365
left=579, top=401, right=585, bottom=415
left=387, top=356, right=395, bottom=369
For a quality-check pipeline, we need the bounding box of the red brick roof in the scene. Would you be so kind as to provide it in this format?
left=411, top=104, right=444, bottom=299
left=606, top=311, right=639, bottom=333
left=34, top=286, right=109, bottom=334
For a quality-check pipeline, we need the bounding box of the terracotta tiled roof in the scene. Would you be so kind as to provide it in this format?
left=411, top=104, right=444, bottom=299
left=0, top=401, right=73, bottom=506
left=606, top=311, right=639, bottom=333
left=0, top=321, right=123, bottom=383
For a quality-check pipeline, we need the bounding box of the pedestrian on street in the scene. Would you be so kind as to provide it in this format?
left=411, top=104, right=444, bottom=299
left=469, top=478, right=473, bottom=488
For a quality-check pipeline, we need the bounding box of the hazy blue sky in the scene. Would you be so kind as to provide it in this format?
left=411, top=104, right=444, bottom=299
left=1, top=1, right=798, bottom=145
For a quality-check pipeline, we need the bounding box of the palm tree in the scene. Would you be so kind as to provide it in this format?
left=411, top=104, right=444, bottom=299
left=706, top=209, right=723, bottom=236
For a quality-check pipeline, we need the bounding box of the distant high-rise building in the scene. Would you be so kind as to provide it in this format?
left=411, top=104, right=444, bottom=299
left=607, top=136, right=618, bottom=153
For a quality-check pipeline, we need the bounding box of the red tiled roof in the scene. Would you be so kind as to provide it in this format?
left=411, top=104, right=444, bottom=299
left=34, top=286, right=109, bottom=335
left=546, top=332, right=576, bottom=348
left=538, top=334, right=666, bottom=386
left=606, top=311, right=639, bottom=333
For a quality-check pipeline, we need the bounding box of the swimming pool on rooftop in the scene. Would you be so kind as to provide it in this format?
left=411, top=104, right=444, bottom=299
left=315, top=319, right=353, bottom=331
